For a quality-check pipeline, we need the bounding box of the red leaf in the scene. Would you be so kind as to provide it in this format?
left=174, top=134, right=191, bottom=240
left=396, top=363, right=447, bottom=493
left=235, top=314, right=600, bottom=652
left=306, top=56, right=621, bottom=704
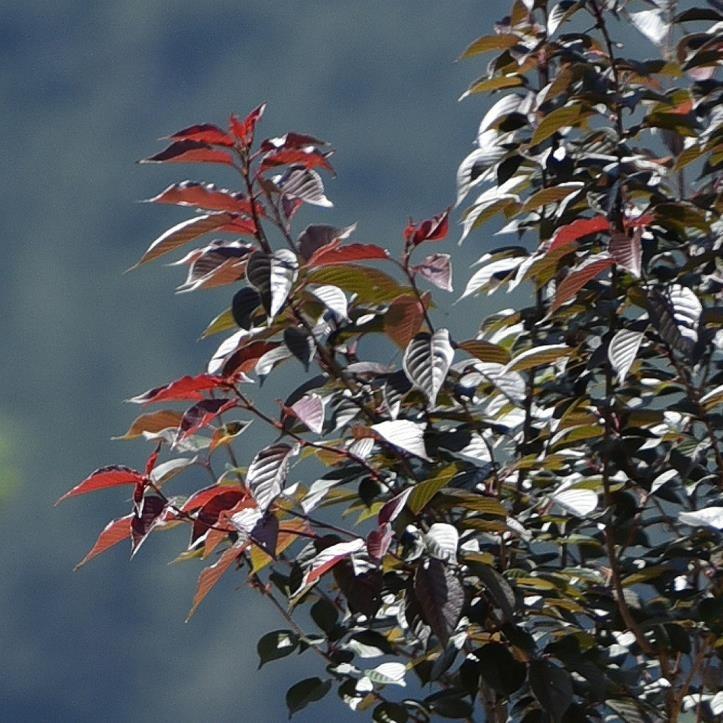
left=260, top=132, right=329, bottom=153
left=221, top=341, right=278, bottom=378
left=366, top=523, right=393, bottom=562
left=550, top=255, right=614, bottom=313
left=146, top=182, right=259, bottom=215
left=177, top=399, right=238, bottom=440
left=181, top=483, right=246, bottom=513
left=303, top=538, right=366, bottom=587
left=74, top=514, right=133, bottom=570
left=140, top=140, right=234, bottom=165
left=260, top=148, right=334, bottom=173
left=186, top=542, right=246, bottom=621
left=307, top=243, right=389, bottom=267
left=405, top=208, right=450, bottom=247
left=609, top=231, right=642, bottom=277
left=129, top=374, right=228, bottom=405
left=167, top=123, right=235, bottom=146
left=131, top=495, right=167, bottom=555
left=379, top=488, right=413, bottom=525
left=192, top=489, right=248, bottom=542
left=384, top=294, right=426, bottom=349
left=549, top=216, right=609, bottom=253
left=230, top=102, right=266, bottom=147
left=134, top=212, right=238, bottom=267
left=625, top=213, right=654, bottom=229
left=56, top=465, right=144, bottom=506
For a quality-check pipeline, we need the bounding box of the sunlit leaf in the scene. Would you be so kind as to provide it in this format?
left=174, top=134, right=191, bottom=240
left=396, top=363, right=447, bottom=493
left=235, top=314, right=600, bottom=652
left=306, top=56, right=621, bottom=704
left=247, top=443, right=297, bottom=512
left=384, top=295, right=426, bottom=349
left=550, top=254, right=613, bottom=313
left=56, top=465, right=144, bottom=506
left=403, top=329, right=455, bottom=405
left=186, top=542, right=245, bottom=621
left=74, top=514, right=133, bottom=570
left=608, top=329, right=644, bottom=383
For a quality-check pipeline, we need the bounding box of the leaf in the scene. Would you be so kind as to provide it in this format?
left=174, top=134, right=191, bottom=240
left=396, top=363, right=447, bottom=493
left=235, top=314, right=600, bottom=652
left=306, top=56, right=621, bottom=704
left=460, top=33, right=519, bottom=59
left=520, top=183, right=582, bottom=213
left=477, top=643, right=526, bottom=695
left=408, top=465, right=459, bottom=514
left=549, top=216, right=609, bottom=252
left=529, top=659, right=573, bottom=722
left=257, top=629, right=298, bottom=668
left=74, top=514, right=133, bottom=570
left=367, top=522, right=393, bottom=561
left=608, top=329, right=644, bottom=383
left=459, top=255, right=525, bottom=299
left=378, top=488, right=413, bottom=525
left=286, top=677, right=332, bottom=717
left=146, top=182, right=256, bottom=215
left=384, top=295, right=426, bottom=349
left=247, top=443, right=297, bottom=512
left=460, top=74, right=524, bottom=100
left=547, top=1, right=583, bottom=36
left=303, top=538, right=366, bottom=587
left=129, top=374, right=228, bottom=404
left=231, top=287, right=262, bottom=329
left=679, top=507, right=723, bottom=530
left=246, top=249, right=299, bottom=318
left=414, top=558, right=464, bottom=646
left=181, top=484, right=246, bottom=513
left=424, top=523, right=458, bottom=563
left=288, top=394, right=325, bottom=434
left=550, top=254, right=613, bottom=313
left=465, top=558, right=516, bottom=621
left=130, top=495, right=167, bottom=556
left=364, top=662, right=407, bottom=687
left=140, top=140, right=234, bottom=166
left=297, top=223, right=356, bottom=260
left=373, top=702, right=408, bottom=723
left=276, top=166, right=332, bottom=207
left=505, top=344, right=571, bottom=373
left=403, top=329, right=455, bottom=405
left=186, top=542, right=245, bottom=621
left=307, top=284, right=348, bottom=320
left=230, top=102, right=266, bottom=147
left=307, top=243, right=389, bottom=267
left=630, top=10, right=668, bottom=46
left=177, top=399, right=237, bottom=440
left=413, top=253, right=452, bottom=292
left=307, top=265, right=405, bottom=304
left=531, top=104, right=586, bottom=147
left=261, top=147, right=333, bottom=173
left=167, top=123, right=234, bottom=146
left=610, top=231, right=642, bottom=277
left=458, top=339, right=510, bottom=365
left=372, top=420, right=430, bottom=461
left=648, top=284, right=702, bottom=358
left=552, top=488, right=598, bottom=516
left=56, top=465, right=144, bottom=505
left=114, top=410, right=184, bottom=440
left=134, top=213, right=237, bottom=267
left=405, top=208, right=450, bottom=247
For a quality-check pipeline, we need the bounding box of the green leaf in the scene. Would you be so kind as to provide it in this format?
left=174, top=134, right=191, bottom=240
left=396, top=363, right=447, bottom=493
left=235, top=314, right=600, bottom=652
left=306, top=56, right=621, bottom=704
left=520, top=183, right=582, bottom=213
left=408, top=465, right=460, bottom=514
left=528, top=659, right=573, bottom=722
left=505, top=344, right=572, bottom=372
left=403, top=329, right=455, bottom=406
left=460, top=74, right=524, bottom=99
left=460, top=34, right=519, bottom=59
left=257, top=629, right=299, bottom=668
left=458, top=339, right=511, bottom=365
left=306, top=265, right=406, bottom=304
left=531, top=104, right=587, bottom=147
left=285, top=677, right=332, bottom=717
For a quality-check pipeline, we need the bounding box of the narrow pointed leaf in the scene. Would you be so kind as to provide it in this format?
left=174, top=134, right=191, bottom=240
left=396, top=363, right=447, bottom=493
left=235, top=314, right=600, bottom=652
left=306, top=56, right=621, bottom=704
left=403, top=329, right=455, bottom=405
left=129, top=374, right=227, bottom=404
left=531, top=104, right=586, bottom=147
left=550, top=254, right=613, bottom=313
left=167, top=123, right=234, bottom=146
left=610, top=232, right=642, bottom=277
left=549, top=216, right=609, bottom=252
left=303, top=538, right=366, bottom=587
left=186, top=542, right=245, bottom=621
left=141, top=140, right=234, bottom=166
left=146, top=182, right=257, bottom=214
left=74, top=515, right=133, bottom=570
left=505, top=344, right=571, bottom=373
left=307, top=242, right=389, bottom=267
left=414, top=558, right=464, bottom=646
left=114, top=410, right=184, bottom=440
left=56, top=466, right=144, bottom=506
left=608, top=329, right=644, bottom=383
left=247, top=443, right=296, bottom=512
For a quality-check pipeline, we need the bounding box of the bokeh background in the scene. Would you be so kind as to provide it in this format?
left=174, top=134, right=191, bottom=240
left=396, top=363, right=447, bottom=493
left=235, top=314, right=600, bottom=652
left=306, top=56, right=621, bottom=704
left=0, top=1, right=509, bottom=720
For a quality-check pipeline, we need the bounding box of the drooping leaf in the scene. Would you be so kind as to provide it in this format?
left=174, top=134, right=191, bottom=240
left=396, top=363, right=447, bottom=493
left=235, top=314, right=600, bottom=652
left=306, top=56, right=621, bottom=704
left=287, top=394, right=325, bottom=434
left=609, top=231, right=642, bottom=277
left=384, top=295, right=426, bottom=349
left=177, top=399, right=238, bottom=441
left=246, top=249, right=299, bottom=319
left=56, top=466, right=144, bottom=506
left=366, top=522, right=393, bottom=561
left=181, top=484, right=246, bottom=513
left=134, top=213, right=239, bottom=267
left=679, top=507, right=723, bottom=530
left=114, top=410, right=184, bottom=440
left=378, top=488, right=413, bottom=525
left=257, top=629, right=299, bottom=668
left=130, top=494, right=167, bottom=556
left=275, top=166, right=333, bottom=207
left=459, top=33, right=519, bottom=59
left=297, top=223, right=356, bottom=260
left=140, top=140, right=234, bottom=166
left=505, top=344, right=571, bottom=373
left=648, top=284, right=702, bottom=358
left=231, top=287, right=262, bottom=329
left=549, top=254, right=613, bottom=313
left=283, top=327, right=314, bottom=370
left=247, top=443, right=297, bottom=512
left=414, top=558, right=464, bottom=646
left=74, top=514, right=133, bottom=570
left=520, top=182, right=582, bottom=213
left=465, top=558, right=516, bottom=621
left=424, top=523, right=458, bottom=563
left=408, top=465, right=459, bottom=514
left=608, top=329, right=644, bottom=383
left=402, top=329, right=455, bottom=405
left=186, top=542, right=245, bottom=621
left=371, top=420, right=430, bottom=461
left=302, top=538, right=366, bottom=587
left=286, top=677, right=332, bottom=718
left=477, top=643, right=526, bottom=696
left=529, top=659, right=573, bottom=722
left=531, top=104, right=587, bottom=147
left=413, top=253, right=452, bottom=292
left=307, top=284, right=348, bottom=320
left=128, top=374, right=228, bottom=404
left=261, top=147, right=334, bottom=173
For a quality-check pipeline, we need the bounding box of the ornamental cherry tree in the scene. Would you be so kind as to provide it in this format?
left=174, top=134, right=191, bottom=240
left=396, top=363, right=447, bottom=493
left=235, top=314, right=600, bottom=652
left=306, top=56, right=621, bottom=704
left=61, top=1, right=723, bottom=720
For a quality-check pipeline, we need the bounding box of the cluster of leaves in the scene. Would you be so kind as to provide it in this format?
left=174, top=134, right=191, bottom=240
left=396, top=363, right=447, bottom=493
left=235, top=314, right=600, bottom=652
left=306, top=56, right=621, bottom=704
left=61, top=1, right=723, bottom=720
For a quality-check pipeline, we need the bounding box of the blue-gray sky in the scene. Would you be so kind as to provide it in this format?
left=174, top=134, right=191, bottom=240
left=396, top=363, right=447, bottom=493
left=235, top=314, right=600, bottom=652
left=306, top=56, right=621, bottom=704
left=0, top=2, right=507, bottom=720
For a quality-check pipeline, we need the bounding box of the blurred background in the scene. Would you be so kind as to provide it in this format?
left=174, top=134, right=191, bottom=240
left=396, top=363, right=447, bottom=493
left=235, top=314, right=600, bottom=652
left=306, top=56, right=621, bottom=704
left=0, top=1, right=509, bottom=720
